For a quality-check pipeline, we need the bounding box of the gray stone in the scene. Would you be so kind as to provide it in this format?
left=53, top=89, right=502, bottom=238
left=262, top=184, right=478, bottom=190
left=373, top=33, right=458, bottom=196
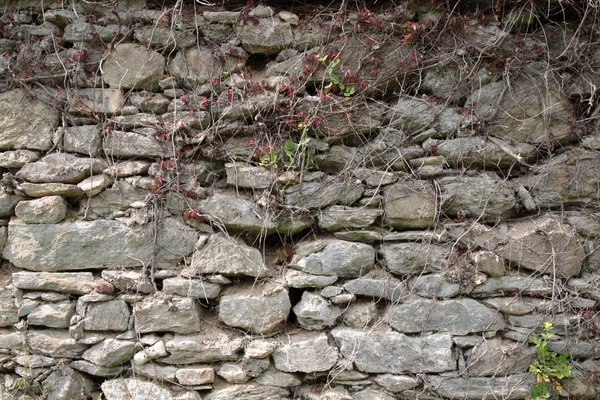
left=203, top=11, right=240, bottom=23
left=314, top=145, right=363, bottom=174
left=471, top=276, right=553, bottom=297
left=373, top=375, right=419, bottom=393
left=205, top=383, right=289, bottom=400
left=77, top=175, right=112, bottom=196
left=471, top=251, right=507, bottom=277
left=343, top=270, right=407, bottom=302
left=176, top=367, right=215, bottom=385
left=169, top=47, right=223, bottom=87
left=102, top=44, right=165, bottom=91
left=63, top=21, right=127, bottom=42
left=70, top=360, right=124, bottom=377
left=219, top=285, right=290, bottom=334
left=0, top=89, right=60, bottom=151
left=285, top=178, right=364, bottom=210
left=380, top=242, right=448, bottom=275
left=132, top=361, right=178, bottom=381
left=564, top=211, right=600, bottom=238
left=342, top=301, right=378, bottom=328
left=56, top=125, right=103, bottom=156
left=134, top=293, right=201, bottom=334
left=0, top=192, right=22, bottom=217
left=43, top=366, right=95, bottom=400
left=334, top=230, right=383, bottom=243
left=386, top=298, right=505, bottom=335
left=408, top=274, right=461, bottom=298
left=15, top=196, right=67, bottom=224
left=0, top=288, right=18, bottom=327
left=272, top=333, right=338, bottom=373
left=426, top=374, right=535, bottom=400
left=245, top=340, right=278, bottom=358
left=185, top=233, right=268, bottom=278
left=225, top=162, right=276, bottom=189
left=14, top=355, right=57, bottom=369
left=103, top=130, right=174, bottom=159
left=353, top=169, right=398, bottom=188
left=438, top=174, right=518, bottom=221
left=79, top=179, right=149, bottom=218
left=82, top=339, right=136, bottom=367
left=161, top=330, right=244, bottom=364
left=28, top=301, right=75, bottom=328
left=386, top=96, right=468, bottom=135
left=290, top=239, right=375, bottom=278
left=293, top=291, right=339, bottom=330
left=133, top=340, right=167, bottom=365
left=318, top=205, right=383, bottom=231
left=162, top=278, right=221, bottom=300
left=134, top=26, right=196, bottom=51
left=0, top=328, right=24, bottom=350
left=19, top=182, right=84, bottom=198
left=239, top=19, right=293, bottom=54
left=28, top=330, right=89, bottom=358
left=129, top=91, right=171, bottom=115
left=83, top=300, right=130, bottom=332
left=72, top=88, right=124, bottom=114
left=104, top=161, right=151, bottom=178
left=255, top=369, right=301, bottom=387
left=15, top=153, right=107, bottom=184
left=101, top=270, right=155, bottom=294
left=463, top=338, right=535, bottom=376
left=482, top=297, right=539, bottom=315
left=101, top=378, right=175, bottom=400
left=352, top=388, right=395, bottom=400
left=384, top=181, right=437, bottom=229
left=331, top=327, right=454, bottom=373
left=285, top=270, right=338, bottom=289
left=0, top=150, right=39, bottom=168
left=218, top=363, right=250, bottom=383
left=12, top=272, right=94, bottom=295
left=495, top=217, right=586, bottom=278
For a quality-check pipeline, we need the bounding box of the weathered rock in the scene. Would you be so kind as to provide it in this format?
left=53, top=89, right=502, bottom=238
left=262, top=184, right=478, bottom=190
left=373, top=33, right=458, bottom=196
left=15, top=195, right=67, bottom=224
left=77, top=174, right=112, bottom=196
left=102, top=43, right=165, bottom=91
left=104, top=161, right=151, bottom=178
left=342, top=301, right=379, bottom=328
left=272, top=333, right=338, bottom=373
left=27, top=302, right=75, bottom=328
left=495, top=217, right=585, bottom=278
left=56, top=125, right=103, bottom=156
left=290, top=239, right=375, bottom=278
left=101, top=270, right=155, bottom=294
left=63, top=21, right=127, bottom=42
left=28, top=330, right=89, bottom=358
left=3, top=217, right=197, bottom=271
left=317, top=205, right=383, bottom=231
left=463, top=337, right=535, bottom=376
left=331, top=327, right=455, bottom=373
left=176, top=367, right=215, bottom=385
left=380, top=242, right=449, bottom=275
left=285, top=177, right=364, bottom=210
left=0, top=89, right=60, bottom=151
left=426, top=374, right=535, bottom=400
left=384, top=181, right=437, bottom=228
left=134, top=26, right=196, bottom=51
left=284, top=270, right=338, bottom=288
left=471, top=251, right=507, bottom=277
left=132, top=361, right=178, bottom=381
left=218, top=363, right=250, bottom=383
left=169, top=47, right=223, bottom=87
left=373, top=374, right=419, bottom=393
left=343, top=270, right=407, bottom=302
left=161, top=331, right=244, bottom=364
left=205, top=383, right=289, bottom=400
left=162, top=278, right=221, bottom=300
left=386, top=96, right=469, bottom=135
left=255, top=369, right=301, bottom=387
left=438, top=174, right=518, bottom=220
left=82, top=339, right=136, bottom=367
left=0, top=150, right=40, bottom=168
left=352, top=388, right=395, bottom=400
left=70, top=360, right=125, bottom=377
left=408, top=274, right=461, bottom=298
left=14, top=355, right=57, bottom=369
left=103, top=130, right=174, bottom=159
left=225, top=162, right=277, bottom=189
left=133, top=340, right=167, bottom=365
left=293, top=291, right=339, bottom=330
left=134, top=293, right=201, bottom=334
left=83, top=300, right=131, bottom=332
left=481, top=297, right=537, bottom=315
left=79, top=179, right=149, bottom=218
left=471, top=276, right=553, bottom=297
left=185, top=233, right=268, bottom=278
left=72, top=88, right=124, bottom=114
left=0, top=288, right=18, bottom=327
left=219, top=285, right=290, bottom=334
left=101, top=378, right=175, bottom=400
left=12, top=272, right=94, bottom=295
left=0, top=328, right=24, bottom=350
left=15, top=153, right=107, bottom=184
left=43, top=366, right=95, bottom=400
left=19, top=182, right=84, bottom=198
left=386, top=298, right=505, bottom=335
left=0, top=192, right=23, bottom=217
left=238, top=18, right=293, bottom=54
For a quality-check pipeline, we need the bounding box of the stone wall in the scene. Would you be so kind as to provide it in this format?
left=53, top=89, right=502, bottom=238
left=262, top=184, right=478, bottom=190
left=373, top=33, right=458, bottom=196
left=0, top=0, right=598, bottom=399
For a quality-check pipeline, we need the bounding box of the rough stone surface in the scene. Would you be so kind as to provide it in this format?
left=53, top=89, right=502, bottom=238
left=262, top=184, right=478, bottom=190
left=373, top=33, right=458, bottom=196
left=332, top=327, right=455, bottom=373
left=386, top=298, right=505, bottom=335
left=290, top=239, right=375, bottom=278
left=161, top=331, right=244, bottom=364
left=83, top=300, right=130, bottom=331
left=239, top=19, right=293, bottom=54
left=384, top=181, right=437, bottom=228
left=380, top=242, right=448, bottom=275
left=293, top=291, right=339, bottom=330
left=82, top=339, right=136, bottom=367
left=426, top=374, right=535, bottom=400
left=162, top=278, right=221, bottom=300
left=218, top=285, right=290, bottom=334
left=134, top=293, right=201, bottom=334
left=272, top=333, right=339, bottom=373
left=12, top=272, right=94, bottom=294
left=43, top=366, right=95, bottom=400
left=27, top=302, right=75, bottom=328
left=102, top=44, right=166, bottom=91
left=57, top=125, right=103, bottom=156
left=28, top=330, right=89, bottom=358
left=16, top=153, right=107, bottom=184
left=169, top=47, right=223, bottom=87
left=317, top=205, right=383, bottom=231
left=0, top=150, right=40, bottom=168
left=0, top=89, right=60, bottom=151
left=205, top=383, right=289, bottom=400
left=15, top=195, right=67, bottom=224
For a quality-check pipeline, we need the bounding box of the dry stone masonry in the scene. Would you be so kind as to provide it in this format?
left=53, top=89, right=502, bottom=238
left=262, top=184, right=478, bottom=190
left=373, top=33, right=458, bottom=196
left=0, top=0, right=598, bottom=399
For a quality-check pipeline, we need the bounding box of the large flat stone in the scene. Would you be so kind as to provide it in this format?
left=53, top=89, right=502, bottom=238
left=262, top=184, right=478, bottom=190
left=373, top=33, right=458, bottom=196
left=12, top=272, right=94, bottom=295
left=102, top=43, right=165, bottom=91
left=72, top=88, right=124, bottom=114
left=426, top=374, right=535, bottom=399
left=290, top=239, right=375, bottom=278
left=134, top=293, right=201, bottom=334
left=15, top=153, right=107, bottom=184
left=384, top=181, right=437, bottom=229
left=272, top=333, right=338, bottom=373
left=380, top=242, right=449, bottom=275
left=331, top=327, right=455, bottom=373
left=28, top=330, right=89, bottom=358
left=0, top=89, right=60, bottom=151
left=82, top=339, right=136, bottom=367
left=161, top=331, right=244, bottom=364
left=83, top=300, right=130, bottom=331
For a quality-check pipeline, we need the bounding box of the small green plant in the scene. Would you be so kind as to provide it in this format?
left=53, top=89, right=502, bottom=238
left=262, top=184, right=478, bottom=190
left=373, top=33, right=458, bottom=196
left=324, top=58, right=355, bottom=97
left=527, top=322, right=571, bottom=400
left=283, top=123, right=312, bottom=170
left=259, top=146, right=279, bottom=167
